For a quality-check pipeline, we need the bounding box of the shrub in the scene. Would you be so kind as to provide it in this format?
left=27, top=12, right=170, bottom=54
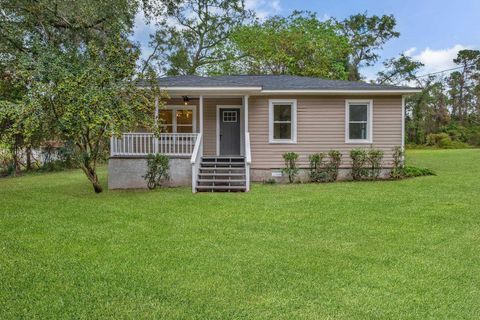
left=282, top=152, right=299, bottom=183
left=367, top=149, right=384, bottom=180
left=390, top=146, right=404, bottom=179
left=402, top=166, right=436, bottom=177
left=143, top=154, right=170, bottom=189
left=426, top=133, right=469, bottom=149
left=350, top=149, right=368, bottom=180
left=308, top=153, right=326, bottom=182
left=325, top=150, right=342, bottom=182
left=426, top=132, right=451, bottom=147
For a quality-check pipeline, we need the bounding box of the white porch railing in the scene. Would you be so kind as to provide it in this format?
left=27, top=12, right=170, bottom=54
left=110, top=133, right=199, bottom=156
left=245, top=132, right=251, bottom=192
left=190, top=133, right=203, bottom=193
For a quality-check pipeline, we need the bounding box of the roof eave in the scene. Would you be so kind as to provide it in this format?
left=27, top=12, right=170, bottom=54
left=259, top=89, right=422, bottom=95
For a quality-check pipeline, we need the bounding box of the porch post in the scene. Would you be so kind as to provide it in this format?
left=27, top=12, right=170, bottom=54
left=154, top=95, right=159, bottom=153
left=199, top=95, right=204, bottom=134
left=244, top=95, right=249, bottom=132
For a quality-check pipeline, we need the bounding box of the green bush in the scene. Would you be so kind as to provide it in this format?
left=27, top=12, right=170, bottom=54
left=426, top=132, right=469, bottom=149
left=350, top=149, right=368, bottom=180
left=326, top=150, right=342, bottom=182
left=143, top=154, right=170, bottom=189
left=390, top=146, right=404, bottom=179
left=308, top=153, right=326, bottom=182
left=282, top=152, right=300, bottom=183
left=367, top=149, right=384, bottom=180
left=402, top=166, right=436, bottom=177
left=308, top=150, right=342, bottom=183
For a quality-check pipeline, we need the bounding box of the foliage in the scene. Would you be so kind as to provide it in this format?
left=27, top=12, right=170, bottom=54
left=309, top=150, right=342, bottom=183
left=366, top=149, right=384, bottom=180
left=40, top=141, right=78, bottom=172
left=426, top=133, right=469, bottom=149
left=308, top=153, right=326, bottom=182
left=143, top=154, right=170, bottom=189
left=282, top=152, right=300, bottom=183
left=390, top=146, right=404, bottom=179
left=146, top=0, right=253, bottom=75
left=377, top=54, right=424, bottom=85
left=226, top=11, right=350, bottom=79
left=402, top=165, right=436, bottom=177
left=0, top=0, right=160, bottom=192
left=382, top=49, right=480, bottom=147
left=350, top=149, right=368, bottom=180
left=338, top=13, right=400, bottom=81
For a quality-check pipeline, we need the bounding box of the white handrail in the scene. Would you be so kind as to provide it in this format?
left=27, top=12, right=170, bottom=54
left=110, top=133, right=198, bottom=156
left=245, top=132, right=251, bottom=192
left=190, top=133, right=203, bottom=193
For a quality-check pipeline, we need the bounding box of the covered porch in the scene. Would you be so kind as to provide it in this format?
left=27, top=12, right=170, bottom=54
left=109, top=95, right=252, bottom=192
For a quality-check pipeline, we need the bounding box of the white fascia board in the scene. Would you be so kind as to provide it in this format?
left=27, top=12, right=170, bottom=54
left=161, top=86, right=262, bottom=91
left=260, top=89, right=422, bottom=95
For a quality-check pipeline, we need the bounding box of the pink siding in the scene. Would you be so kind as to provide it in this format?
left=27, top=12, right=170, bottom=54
left=248, top=95, right=403, bottom=169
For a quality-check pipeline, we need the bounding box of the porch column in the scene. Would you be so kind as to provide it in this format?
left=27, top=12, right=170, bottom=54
left=244, top=95, right=249, bottom=132
left=199, top=95, right=204, bottom=134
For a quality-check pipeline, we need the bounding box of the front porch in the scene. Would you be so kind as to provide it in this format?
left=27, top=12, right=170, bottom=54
left=109, top=95, right=252, bottom=192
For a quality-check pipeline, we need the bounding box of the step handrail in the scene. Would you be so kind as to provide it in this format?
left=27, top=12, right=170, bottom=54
left=245, top=132, right=251, bottom=192
left=190, top=133, right=203, bottom=193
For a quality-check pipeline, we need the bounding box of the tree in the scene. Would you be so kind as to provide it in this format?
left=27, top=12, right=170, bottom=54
left=377, top=54, right=424, bottom=86
left=0, top=0, right=158, bottom=192
left=146, top=0, right=253, bottom=75
left=225, top=11, right=351, bottom=79
left=448, top=50, right=480, bottom=124
left=338, top=13, right=400, bottom=81
left=24, top=39, right=156, bottom=192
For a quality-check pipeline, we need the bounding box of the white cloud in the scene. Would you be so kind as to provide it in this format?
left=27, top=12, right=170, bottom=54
left=404, top=44, right=472, bottom=75
left=245, top=0, right=282, bottom=20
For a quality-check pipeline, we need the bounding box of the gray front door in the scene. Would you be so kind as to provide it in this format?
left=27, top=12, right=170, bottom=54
left=219, top=108, right=241, bottom=155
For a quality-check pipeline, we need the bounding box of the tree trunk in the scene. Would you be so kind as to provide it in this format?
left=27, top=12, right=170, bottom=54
left=81, top=164, right=103, bottom=193
left=26, top=147, right=32, bottom=171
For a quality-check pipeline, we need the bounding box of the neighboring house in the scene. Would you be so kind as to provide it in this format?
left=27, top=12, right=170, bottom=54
left=108, top=75, right=420, bottom=192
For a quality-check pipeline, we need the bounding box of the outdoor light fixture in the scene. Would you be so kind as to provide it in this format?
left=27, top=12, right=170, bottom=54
left=182, top=96, right=190, bottom=105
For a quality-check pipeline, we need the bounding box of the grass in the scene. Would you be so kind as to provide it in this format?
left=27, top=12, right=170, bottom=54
left=1, top=149, right=479, bottom=319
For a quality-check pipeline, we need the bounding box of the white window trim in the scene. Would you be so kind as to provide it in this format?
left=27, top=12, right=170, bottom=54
left=345, top=99, right=373, bottom=144
left=269, top=99, right=297, bottom=144
left=161, top=105, right=197, bottom=133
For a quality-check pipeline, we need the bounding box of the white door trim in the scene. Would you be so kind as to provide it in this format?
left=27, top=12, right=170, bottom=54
left=216, top=105, right=243, bottom=156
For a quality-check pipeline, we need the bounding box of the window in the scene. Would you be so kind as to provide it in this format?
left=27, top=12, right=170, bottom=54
left=223, top=111, right=237, bottom=122
left=269, top=99, right=297, bottom=143
left=346, top=100, right=372, bottom=143
left=159, top=106, right=196, bottom=133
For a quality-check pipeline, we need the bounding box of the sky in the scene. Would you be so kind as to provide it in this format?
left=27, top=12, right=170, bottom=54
left=132, top=0, right=480, bottom=80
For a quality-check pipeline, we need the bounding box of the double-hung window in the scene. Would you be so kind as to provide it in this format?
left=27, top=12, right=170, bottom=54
left=159, top=106, right=196, bottom=133
left=346, top=100, right=372, bottom=143
left=269, top=99, right=297, bottom=143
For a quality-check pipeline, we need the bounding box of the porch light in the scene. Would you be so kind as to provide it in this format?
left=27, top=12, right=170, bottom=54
left=182, top=96, right=190, bottom=105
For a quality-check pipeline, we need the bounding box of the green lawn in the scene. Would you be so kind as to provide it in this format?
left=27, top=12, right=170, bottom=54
left=1, top=149, right=479, bottom=319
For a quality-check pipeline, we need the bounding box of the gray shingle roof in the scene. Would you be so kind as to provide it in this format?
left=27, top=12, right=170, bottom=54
left=152, top=75, right=418, bottom=91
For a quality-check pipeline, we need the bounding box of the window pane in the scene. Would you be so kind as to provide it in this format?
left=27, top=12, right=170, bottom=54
left=274, top=123, right=291, bottom=140
left=274, top=104, right=292, bottom=121
left=350, top=104, right=368, bottom=121
left=349, top=123, right=368, bottom=140
left=176, top=110, right=193, bottom=125
left=160, top=110, right=173, bottom=125
left=176, top=125, right=193, bottom=133
left=161, top=125, right=173, bottom=133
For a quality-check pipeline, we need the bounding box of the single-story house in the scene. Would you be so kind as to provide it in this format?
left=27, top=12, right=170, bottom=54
left=108, top=75, right=421, bottom=192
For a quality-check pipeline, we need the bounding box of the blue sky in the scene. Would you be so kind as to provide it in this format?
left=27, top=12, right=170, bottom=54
left=133, top=0, right=480, bottom=80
